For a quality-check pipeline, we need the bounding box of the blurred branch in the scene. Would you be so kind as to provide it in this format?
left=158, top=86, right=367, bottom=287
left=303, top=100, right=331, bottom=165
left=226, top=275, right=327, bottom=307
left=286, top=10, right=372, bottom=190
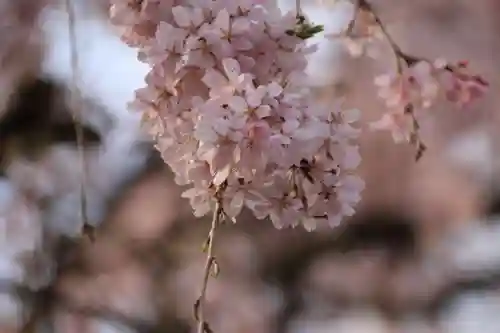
left=63, top=0, right=95, bottom=241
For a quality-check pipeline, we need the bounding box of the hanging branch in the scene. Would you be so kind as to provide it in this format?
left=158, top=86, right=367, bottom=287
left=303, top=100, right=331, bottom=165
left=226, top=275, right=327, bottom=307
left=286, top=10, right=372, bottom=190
left=63, top=0, right=94, bottom=241
left=194, top=201, right=223, bottom=333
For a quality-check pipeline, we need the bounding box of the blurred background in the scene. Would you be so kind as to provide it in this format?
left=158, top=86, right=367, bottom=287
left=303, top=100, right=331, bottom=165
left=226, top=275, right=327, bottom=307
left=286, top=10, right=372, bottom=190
left=0, top=0, right=499, bottom=332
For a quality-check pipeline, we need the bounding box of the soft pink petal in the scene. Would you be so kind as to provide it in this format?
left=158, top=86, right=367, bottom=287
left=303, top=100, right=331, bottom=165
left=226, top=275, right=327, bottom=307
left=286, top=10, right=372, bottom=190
left=172, top=6, right=191, bottom=28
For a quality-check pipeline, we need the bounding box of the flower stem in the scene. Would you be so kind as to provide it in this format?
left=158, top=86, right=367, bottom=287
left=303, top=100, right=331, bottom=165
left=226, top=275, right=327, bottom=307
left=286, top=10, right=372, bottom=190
left=195, top=202, right=222, bottom=333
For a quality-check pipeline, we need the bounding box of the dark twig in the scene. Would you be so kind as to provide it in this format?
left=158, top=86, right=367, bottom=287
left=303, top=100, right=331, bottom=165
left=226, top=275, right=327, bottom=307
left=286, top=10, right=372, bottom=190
left=194, top=202, right=222, bottom=333
left=64, top=0, right=95, bottom=240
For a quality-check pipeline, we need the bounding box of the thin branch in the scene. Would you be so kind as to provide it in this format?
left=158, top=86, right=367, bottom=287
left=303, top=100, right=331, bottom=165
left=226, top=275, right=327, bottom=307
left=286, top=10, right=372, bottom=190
left=356, top=0, right=455, bottom=72
left=354, top=0, right=427, bottom=159
left=295, top=0, right=301, bottom=17
left=63, top=0, right=94, bottom=240
left=357, top=0, right=408, bottom=72
left=195, top=202, right=222, bottom=333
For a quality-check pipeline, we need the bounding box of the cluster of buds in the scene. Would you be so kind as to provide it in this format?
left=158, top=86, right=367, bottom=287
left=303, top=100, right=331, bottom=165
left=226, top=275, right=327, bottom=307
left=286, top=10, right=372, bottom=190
left=110, top=0, right=364, bottom=229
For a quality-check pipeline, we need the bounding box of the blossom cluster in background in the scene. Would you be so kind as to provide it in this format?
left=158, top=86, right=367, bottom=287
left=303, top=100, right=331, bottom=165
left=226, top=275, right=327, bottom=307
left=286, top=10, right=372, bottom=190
left=371, top=59, right=489, bottom=152
left=329, top=1, right=489, bottom=158
left=110, top=0, right=364, bottom=230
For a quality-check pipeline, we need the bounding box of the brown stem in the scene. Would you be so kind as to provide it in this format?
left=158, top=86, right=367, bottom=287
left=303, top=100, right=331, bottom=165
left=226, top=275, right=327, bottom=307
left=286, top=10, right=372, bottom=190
left=357, top=0, right=407, bottom=72
left=357, top=0, right=456, bottom=73
left=195, top=202, right=222, bottom=333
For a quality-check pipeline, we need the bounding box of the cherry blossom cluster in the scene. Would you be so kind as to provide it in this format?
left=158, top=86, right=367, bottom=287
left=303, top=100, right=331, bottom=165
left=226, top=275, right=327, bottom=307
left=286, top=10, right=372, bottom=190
left=371, top=59, right=488, bottom=156
left=110, top=0, right=364, bottom=229
left=329, top=0, right=489, bottom=159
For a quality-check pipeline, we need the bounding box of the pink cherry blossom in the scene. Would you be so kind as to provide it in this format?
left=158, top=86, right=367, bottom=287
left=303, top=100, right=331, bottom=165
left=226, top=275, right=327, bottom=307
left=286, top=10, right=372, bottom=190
left=370, top=59, right=487, bottom=150
left=111, top=0, right=364, bottom=230
left=442, top=61, right=489, bottom=107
